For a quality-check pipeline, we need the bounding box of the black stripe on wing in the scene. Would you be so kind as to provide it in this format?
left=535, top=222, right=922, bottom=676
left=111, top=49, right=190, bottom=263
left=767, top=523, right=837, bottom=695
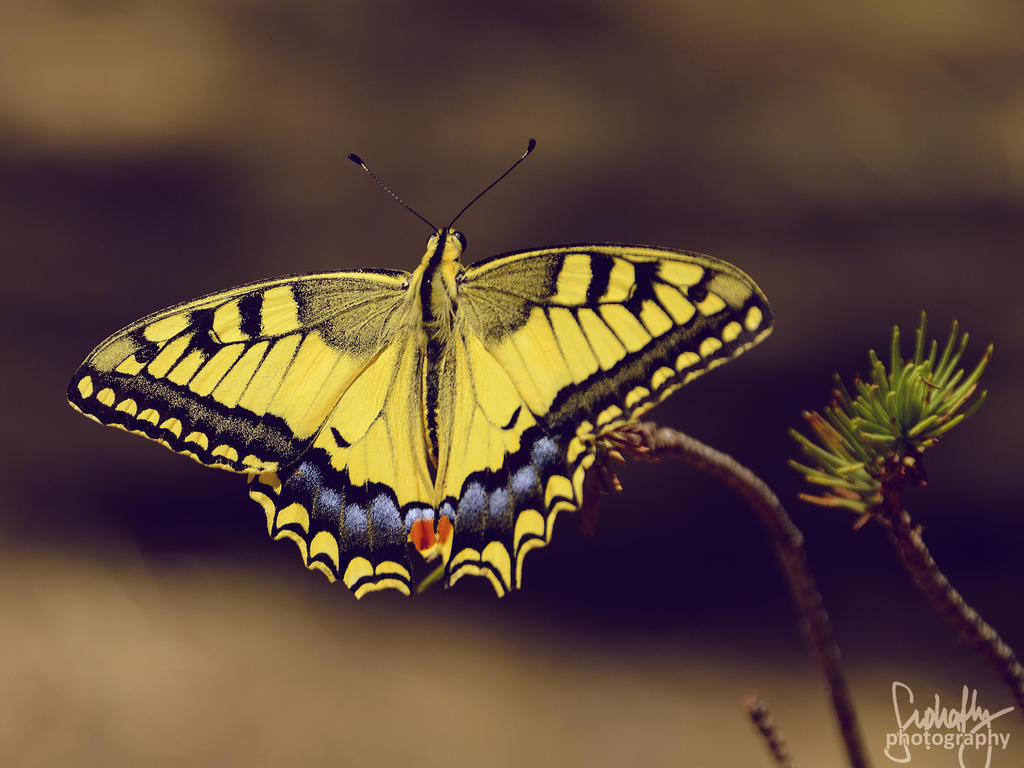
left=69, top=361, right=302, bottom=473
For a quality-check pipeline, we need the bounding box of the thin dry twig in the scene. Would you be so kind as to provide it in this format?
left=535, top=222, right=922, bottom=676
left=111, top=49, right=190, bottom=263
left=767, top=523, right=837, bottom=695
left=636, top=422, right=870, bottom=768
left=879, top=505, right=1024, bottom=714
left=744, top=694, right=794, bottom=768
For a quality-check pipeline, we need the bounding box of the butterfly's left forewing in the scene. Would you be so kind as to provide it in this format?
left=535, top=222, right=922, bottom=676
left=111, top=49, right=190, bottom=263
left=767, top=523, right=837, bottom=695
left=460, top=245, right=772, bottom=429
left=69, top=271, right=409, bottom=474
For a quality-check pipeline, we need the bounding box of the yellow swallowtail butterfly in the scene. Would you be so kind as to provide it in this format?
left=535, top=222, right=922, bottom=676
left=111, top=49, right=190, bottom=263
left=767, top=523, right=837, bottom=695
left=68, top=141, right=772, bottom=598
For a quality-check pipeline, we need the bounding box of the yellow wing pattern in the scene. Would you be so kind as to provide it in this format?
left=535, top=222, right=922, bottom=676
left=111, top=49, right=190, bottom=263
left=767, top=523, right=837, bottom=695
left=247, top=333, right=435, bottom=596
left=431, top=244, right=772, bottom=594
left=70, top=232, right=772, bottom=599
left=68, top=271, right=408, bottom=473
left=460, top=245, right=770, bottom=426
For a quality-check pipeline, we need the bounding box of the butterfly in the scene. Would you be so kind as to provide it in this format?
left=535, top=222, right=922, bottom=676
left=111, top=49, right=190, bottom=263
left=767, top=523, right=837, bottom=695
left=67, top=141, right=773, bottom=598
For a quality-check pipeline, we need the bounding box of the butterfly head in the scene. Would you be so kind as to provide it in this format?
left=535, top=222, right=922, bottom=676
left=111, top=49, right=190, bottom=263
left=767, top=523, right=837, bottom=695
left=416, top=229, right=468, bottom=326
left=423, top=227, right=467, bottom=269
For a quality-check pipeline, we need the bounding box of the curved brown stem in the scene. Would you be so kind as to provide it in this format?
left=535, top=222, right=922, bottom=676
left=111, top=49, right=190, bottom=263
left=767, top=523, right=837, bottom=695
left=636, top=422, right=870, bottom=768
left=881, top=506, right=1024, bottom=714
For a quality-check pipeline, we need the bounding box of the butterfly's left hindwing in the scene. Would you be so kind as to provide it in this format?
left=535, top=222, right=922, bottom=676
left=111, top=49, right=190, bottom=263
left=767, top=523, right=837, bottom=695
left=248, top=333, right=435, bottom=597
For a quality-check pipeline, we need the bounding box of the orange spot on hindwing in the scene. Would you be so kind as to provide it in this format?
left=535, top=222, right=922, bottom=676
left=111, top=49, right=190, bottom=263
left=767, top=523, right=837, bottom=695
left=437, top=511, right=455, bottom=564
left=410, top=518, right=436, bottom=554
left=437, top=513, right=453, bottom=544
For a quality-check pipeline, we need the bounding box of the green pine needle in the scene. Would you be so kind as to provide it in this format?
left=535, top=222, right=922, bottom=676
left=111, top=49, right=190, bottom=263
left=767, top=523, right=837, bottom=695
left=791, top=312, right=991, bottom=515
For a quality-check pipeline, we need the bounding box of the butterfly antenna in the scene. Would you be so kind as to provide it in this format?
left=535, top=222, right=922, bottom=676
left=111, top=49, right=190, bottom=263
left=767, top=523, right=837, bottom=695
left=348, top=152, right=437, bottom=231
left=448, top=138, right=536, bottom=228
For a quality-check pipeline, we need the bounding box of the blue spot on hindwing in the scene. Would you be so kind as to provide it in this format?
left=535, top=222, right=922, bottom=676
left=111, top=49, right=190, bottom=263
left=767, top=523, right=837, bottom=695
left=459, top=483, right=487, bottom=523
left=531, top=436, right=559, bottom=469
left=488, top=488, right=510, bottom=519
left=404, top=506, right=435, bottom=531
left=439, top=500, right=456, bottom=523
left=369, top=493, right=402, bottom=533
left=291, top=460, right=323, bottom=493
left=313, top=487, right=342, bottom=522
left=511, top=465, right=537, bottom=498
left=344, top=503, right=367, bottom=535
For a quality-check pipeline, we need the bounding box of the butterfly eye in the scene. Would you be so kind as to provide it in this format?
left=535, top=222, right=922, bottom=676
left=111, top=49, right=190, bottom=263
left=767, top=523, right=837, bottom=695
left=454, top=231, right=467, bottom=251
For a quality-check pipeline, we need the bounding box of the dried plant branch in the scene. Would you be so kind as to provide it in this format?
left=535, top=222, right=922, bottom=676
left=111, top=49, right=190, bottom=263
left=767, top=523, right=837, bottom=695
left=743, top=694, right=794, bottom=768
left=879, top=504, right=1024, bottom=714
left=636, top=422, right=869, bottom=768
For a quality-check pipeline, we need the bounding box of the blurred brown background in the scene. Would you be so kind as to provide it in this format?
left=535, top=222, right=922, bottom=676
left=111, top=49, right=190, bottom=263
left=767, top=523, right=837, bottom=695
left=3, top=1, right=1023, bottom=765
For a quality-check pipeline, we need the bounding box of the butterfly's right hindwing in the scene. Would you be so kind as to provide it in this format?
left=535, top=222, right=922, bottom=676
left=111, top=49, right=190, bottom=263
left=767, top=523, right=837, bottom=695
left=68, top=271, right=408, bottom=475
